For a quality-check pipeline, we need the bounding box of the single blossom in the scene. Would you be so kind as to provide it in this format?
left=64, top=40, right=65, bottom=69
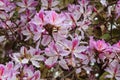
left=30, top=10, right=45, bottom=26
left=12, top=46, right=44, bottom=68
left=89, top=37, right=108, bottom=53
left=0, top=0, right=15, bottom=12
left=58, top=37, right=88, bottom=67
left=115, top=0, right=120, bottom=19
left=44, top=41, right=69, bottom=69
left=21, top=65, right=41, bottom=80
left=16, top=0, right=38, bottom=13
left=0, top=62, right=19, bottom=80
left=29, top=10, right=70, bottom=45
left=105, top=60, right=120, bottom=80
left=12, top=46, right=30, bottom=64
left=99, top=46, right=115, bottom=61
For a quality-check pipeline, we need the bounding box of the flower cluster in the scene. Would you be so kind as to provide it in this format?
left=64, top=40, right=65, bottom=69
left=0, top=62, right=40, bottom=80
left=0, top=0, right=120, bottom=80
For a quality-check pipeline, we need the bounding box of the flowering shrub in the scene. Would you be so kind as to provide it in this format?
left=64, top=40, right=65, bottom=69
left=0, top=0, right=120, bottom=80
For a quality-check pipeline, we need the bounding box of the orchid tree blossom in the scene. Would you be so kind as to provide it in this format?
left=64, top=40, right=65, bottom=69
left=0, top=0, right=15, bottom=12
left=57, top=36, right=88, bottom=67
left=115, top=0, right=120, bottom=19
left=0, top=0, right=120, bottom=80
left=28, top=10, right=45, bottom=41
left=89, top=37, right=108, bottom=53
left=21, top=65, right=41, bottom=80
left=0, top=62, right=19, bottom=80
left=66, top=0, right=92, bottom=39
left=44, top=41, right=69, bottom=69
left=0, top=0, right=16, bottom=29
left=12, top=46, right=44, bottom=68
left=16, top=0, right=38, bottom=13
left=0, top=11, right=15, bottom=29
left=105, top=60, right=120, bottom=80
left=99, top=46, right=116, bottom=61
left=43, top=11, right=70, bottom=43
left=12, top=46, right=30, bottom=64
left=30, top=10, right=45, bottom=26
left=29, top=10, right=71, bottom=46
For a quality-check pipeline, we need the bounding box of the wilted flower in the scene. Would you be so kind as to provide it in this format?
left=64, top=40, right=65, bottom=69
left=29, top=10, right=70, bottom=45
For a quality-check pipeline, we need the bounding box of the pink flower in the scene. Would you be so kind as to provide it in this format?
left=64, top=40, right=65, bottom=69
left=0, top=11, right=16, bottom=29
left=95, top=40, right=108, bottom=52
left=67, top=13, right=79, bottom=28
left=85, top=48, right=96, bottom=65
left=12, top=46, right=30, bottom=64
left=0, top=62, right=19, bottom=80
left=68, top=4, right=80, bottom=13
left=89, top=37, right=108, bottom=52
left=66, top=0, right=92, bottom=38
left=30, top=10, right=45, bottom=26
left=115, top=0, right=120, bottom=19
left=89, top=37, right=96, bottom=50
left=22, top=28, right=33, bottom=41
left=28, top=10, right=45, bottom=41
left=0, top=0, right=5, bottom=9
left=58, top=37, right=88, bottom=67
left=0, top=0, right=15, bottom=12
left=22, top=65, right=41, bottom=80
left=67, top=4, right=82, bottom=28
left=12, top=46, right=44, bottom=68
left=99, top=46, right=115, bottom=61
left=44, top=41, right=69, bottom=69
left=105, top=60, right=120, bottom=80
left=43, top=11, right=70, bottom=42
left=44, top=11, right=66, bottom=27
left=28, top=47, right=45, bottom=68
left=19, top=10, right=35, bottom=24
left=113, top=41, right=120, bottom=53
left=16, top=0, right=38, bottom=13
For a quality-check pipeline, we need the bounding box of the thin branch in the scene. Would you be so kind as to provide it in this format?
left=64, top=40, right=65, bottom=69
left=61, top=69, right=75, bottom=79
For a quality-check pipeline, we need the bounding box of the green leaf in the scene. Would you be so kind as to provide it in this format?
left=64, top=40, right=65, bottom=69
left=100, top=34, right=110, bottom=40
left=99, top=72, right=110, bottom=80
